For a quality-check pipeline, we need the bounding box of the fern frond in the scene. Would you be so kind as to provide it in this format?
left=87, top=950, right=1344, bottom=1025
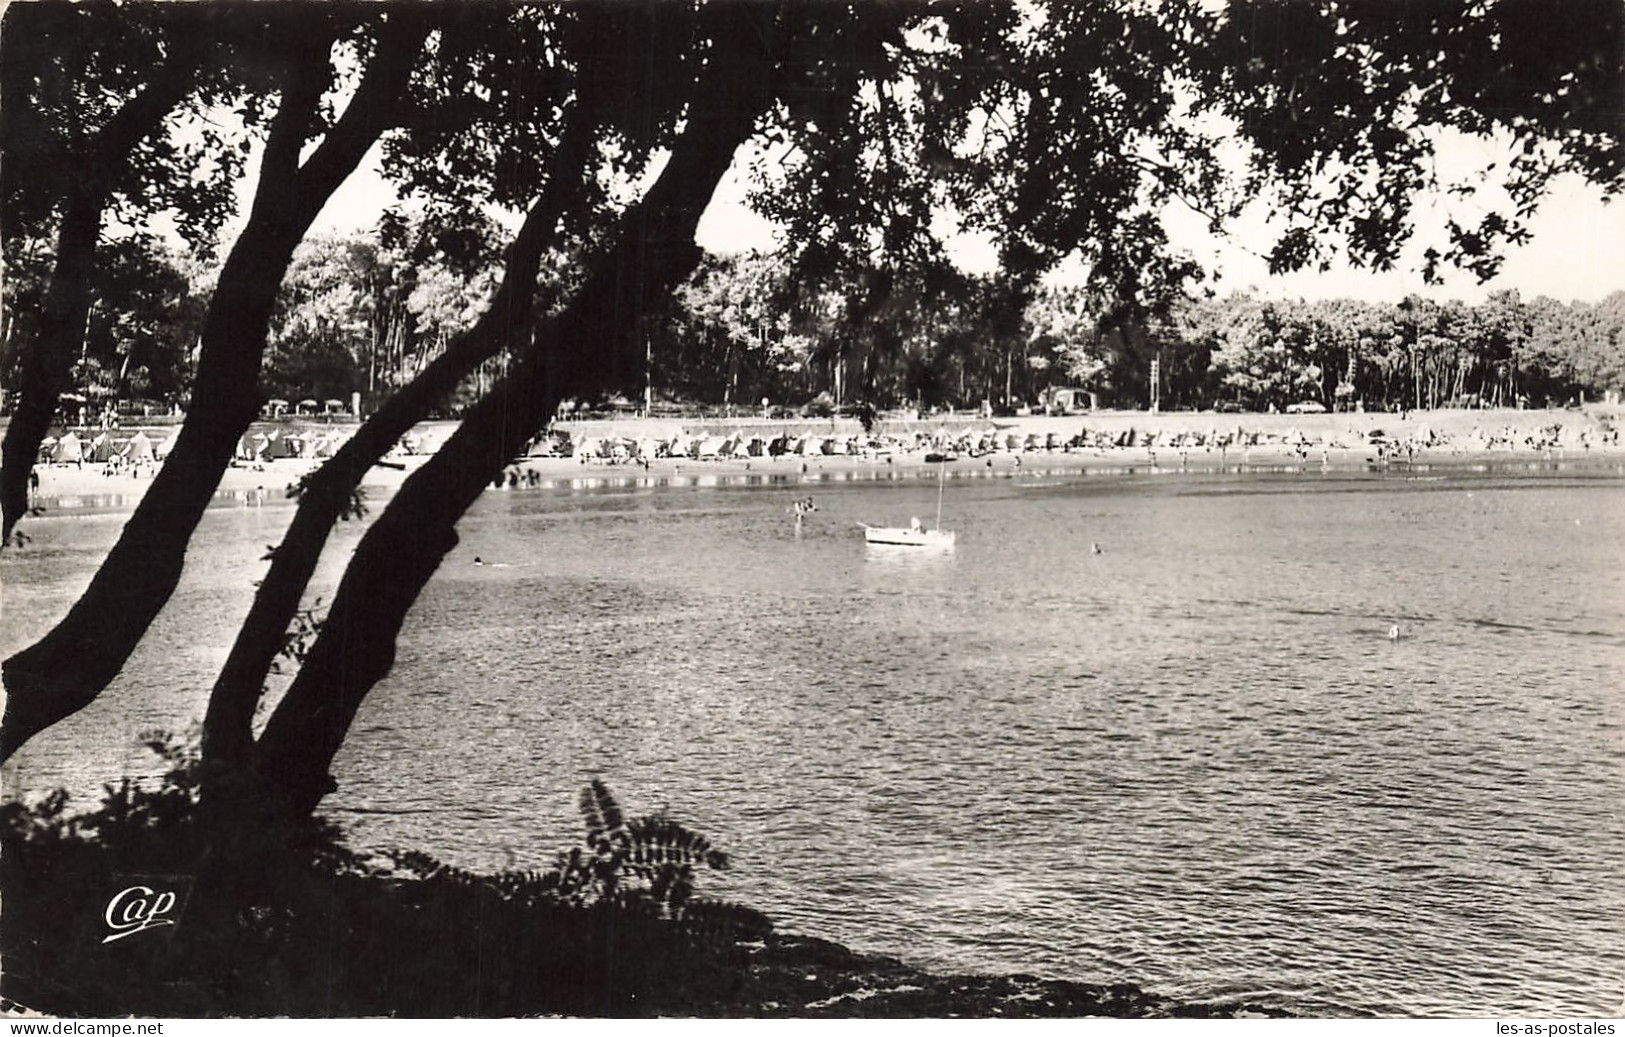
left=579, top=779, right=628, bottom=852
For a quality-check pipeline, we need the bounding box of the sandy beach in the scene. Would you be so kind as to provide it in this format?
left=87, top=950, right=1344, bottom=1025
left=22, top=405, right=1625, bottom=517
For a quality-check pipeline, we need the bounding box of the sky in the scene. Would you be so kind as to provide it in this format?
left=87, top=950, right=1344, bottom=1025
left=310, top=129, right=1625, bottom=308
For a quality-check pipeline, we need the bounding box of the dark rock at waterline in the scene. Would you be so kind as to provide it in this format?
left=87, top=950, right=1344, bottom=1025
left=689, top=934, right=1298, bottom=1018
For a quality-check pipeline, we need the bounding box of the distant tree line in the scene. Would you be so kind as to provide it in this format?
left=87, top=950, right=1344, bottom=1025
left=8, top=228, right=1621, bottom=419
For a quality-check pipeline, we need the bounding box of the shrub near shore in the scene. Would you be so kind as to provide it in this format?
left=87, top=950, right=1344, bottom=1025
left=1, top=740, right=1293, bottom=1018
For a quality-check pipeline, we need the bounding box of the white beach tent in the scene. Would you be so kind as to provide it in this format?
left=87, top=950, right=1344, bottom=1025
left=51, top=431, right=83, bottom=463
left=124, top=431, right=155, bottom=463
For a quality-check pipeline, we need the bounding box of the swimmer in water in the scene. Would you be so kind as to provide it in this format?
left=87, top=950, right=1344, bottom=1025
left=1090, top=542, right=1102, bottom=555
left=1387, top=624, right=1401, bottom=640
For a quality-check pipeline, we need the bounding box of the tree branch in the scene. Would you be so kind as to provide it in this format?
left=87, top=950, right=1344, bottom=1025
left=247, top=3, right=782, bottom=819
left=0, top=42, right=205, bottom=544
left=0, top=14, right=429, bottom=763
left=201, top=103, right=598, bottom=768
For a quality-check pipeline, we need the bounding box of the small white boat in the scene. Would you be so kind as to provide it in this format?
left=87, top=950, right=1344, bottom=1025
left=862, top=524, right=956, bottom=548
left=860, top=460, right=956, bottom=549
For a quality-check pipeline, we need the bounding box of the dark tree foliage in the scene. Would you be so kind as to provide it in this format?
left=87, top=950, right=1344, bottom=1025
left=1217, top=0, right=1624, bottom=280
left=1, top=745, right=766, bottom=1016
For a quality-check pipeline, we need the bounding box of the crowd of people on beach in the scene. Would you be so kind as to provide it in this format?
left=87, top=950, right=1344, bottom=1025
left=534, top=419, right=1621, bottom=467
left=29, top=413, right=1623, bottom=498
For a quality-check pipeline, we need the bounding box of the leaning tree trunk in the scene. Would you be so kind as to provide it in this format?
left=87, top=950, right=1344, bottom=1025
left=200, top=108, right=599, bottom=771
left=246, top=4, right=781, bottom=821
left=0, top=52, right=201, bottom=544
left=0, top=17, right=429, bottom=763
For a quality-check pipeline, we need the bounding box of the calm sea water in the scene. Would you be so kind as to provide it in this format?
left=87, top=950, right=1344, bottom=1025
left=5, top=463, right=1624, bottom=1016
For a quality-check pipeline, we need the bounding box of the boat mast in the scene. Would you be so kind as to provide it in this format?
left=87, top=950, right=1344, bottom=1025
left=935, top=460, right=945, bottom=531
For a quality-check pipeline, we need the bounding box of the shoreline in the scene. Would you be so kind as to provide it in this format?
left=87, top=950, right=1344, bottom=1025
left=17, top=404, right=1625, bottom=521
left=24, top=442, right=1625, bottom=520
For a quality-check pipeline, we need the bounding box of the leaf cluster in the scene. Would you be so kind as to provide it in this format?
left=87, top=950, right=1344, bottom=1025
left=1214, top=0, right=1624, bottom=280
left=388, top=779, right=770, bottom=947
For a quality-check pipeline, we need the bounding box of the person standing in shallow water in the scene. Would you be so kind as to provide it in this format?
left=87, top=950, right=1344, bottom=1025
left=790, top=495, right=816, bottom=533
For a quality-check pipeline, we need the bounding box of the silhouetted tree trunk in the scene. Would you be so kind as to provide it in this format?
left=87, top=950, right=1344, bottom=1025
left=201, top=107, right=598, bottom=771
left=246, top=4, right=780, bottom=820
left=0, top=51, right=201, bottom=544
left=0, top=16, right=429, bottom=762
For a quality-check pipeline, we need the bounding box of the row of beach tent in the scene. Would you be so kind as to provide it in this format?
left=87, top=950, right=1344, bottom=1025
left=38, top=430, right=163, bottom=465
left=235, top=428, right=356, bottom=462
left=528, top=421, right=1594, bottom=461
left=551, top=431, right=906, bottom=462
left=40, top=418, right=1609, bottom=472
